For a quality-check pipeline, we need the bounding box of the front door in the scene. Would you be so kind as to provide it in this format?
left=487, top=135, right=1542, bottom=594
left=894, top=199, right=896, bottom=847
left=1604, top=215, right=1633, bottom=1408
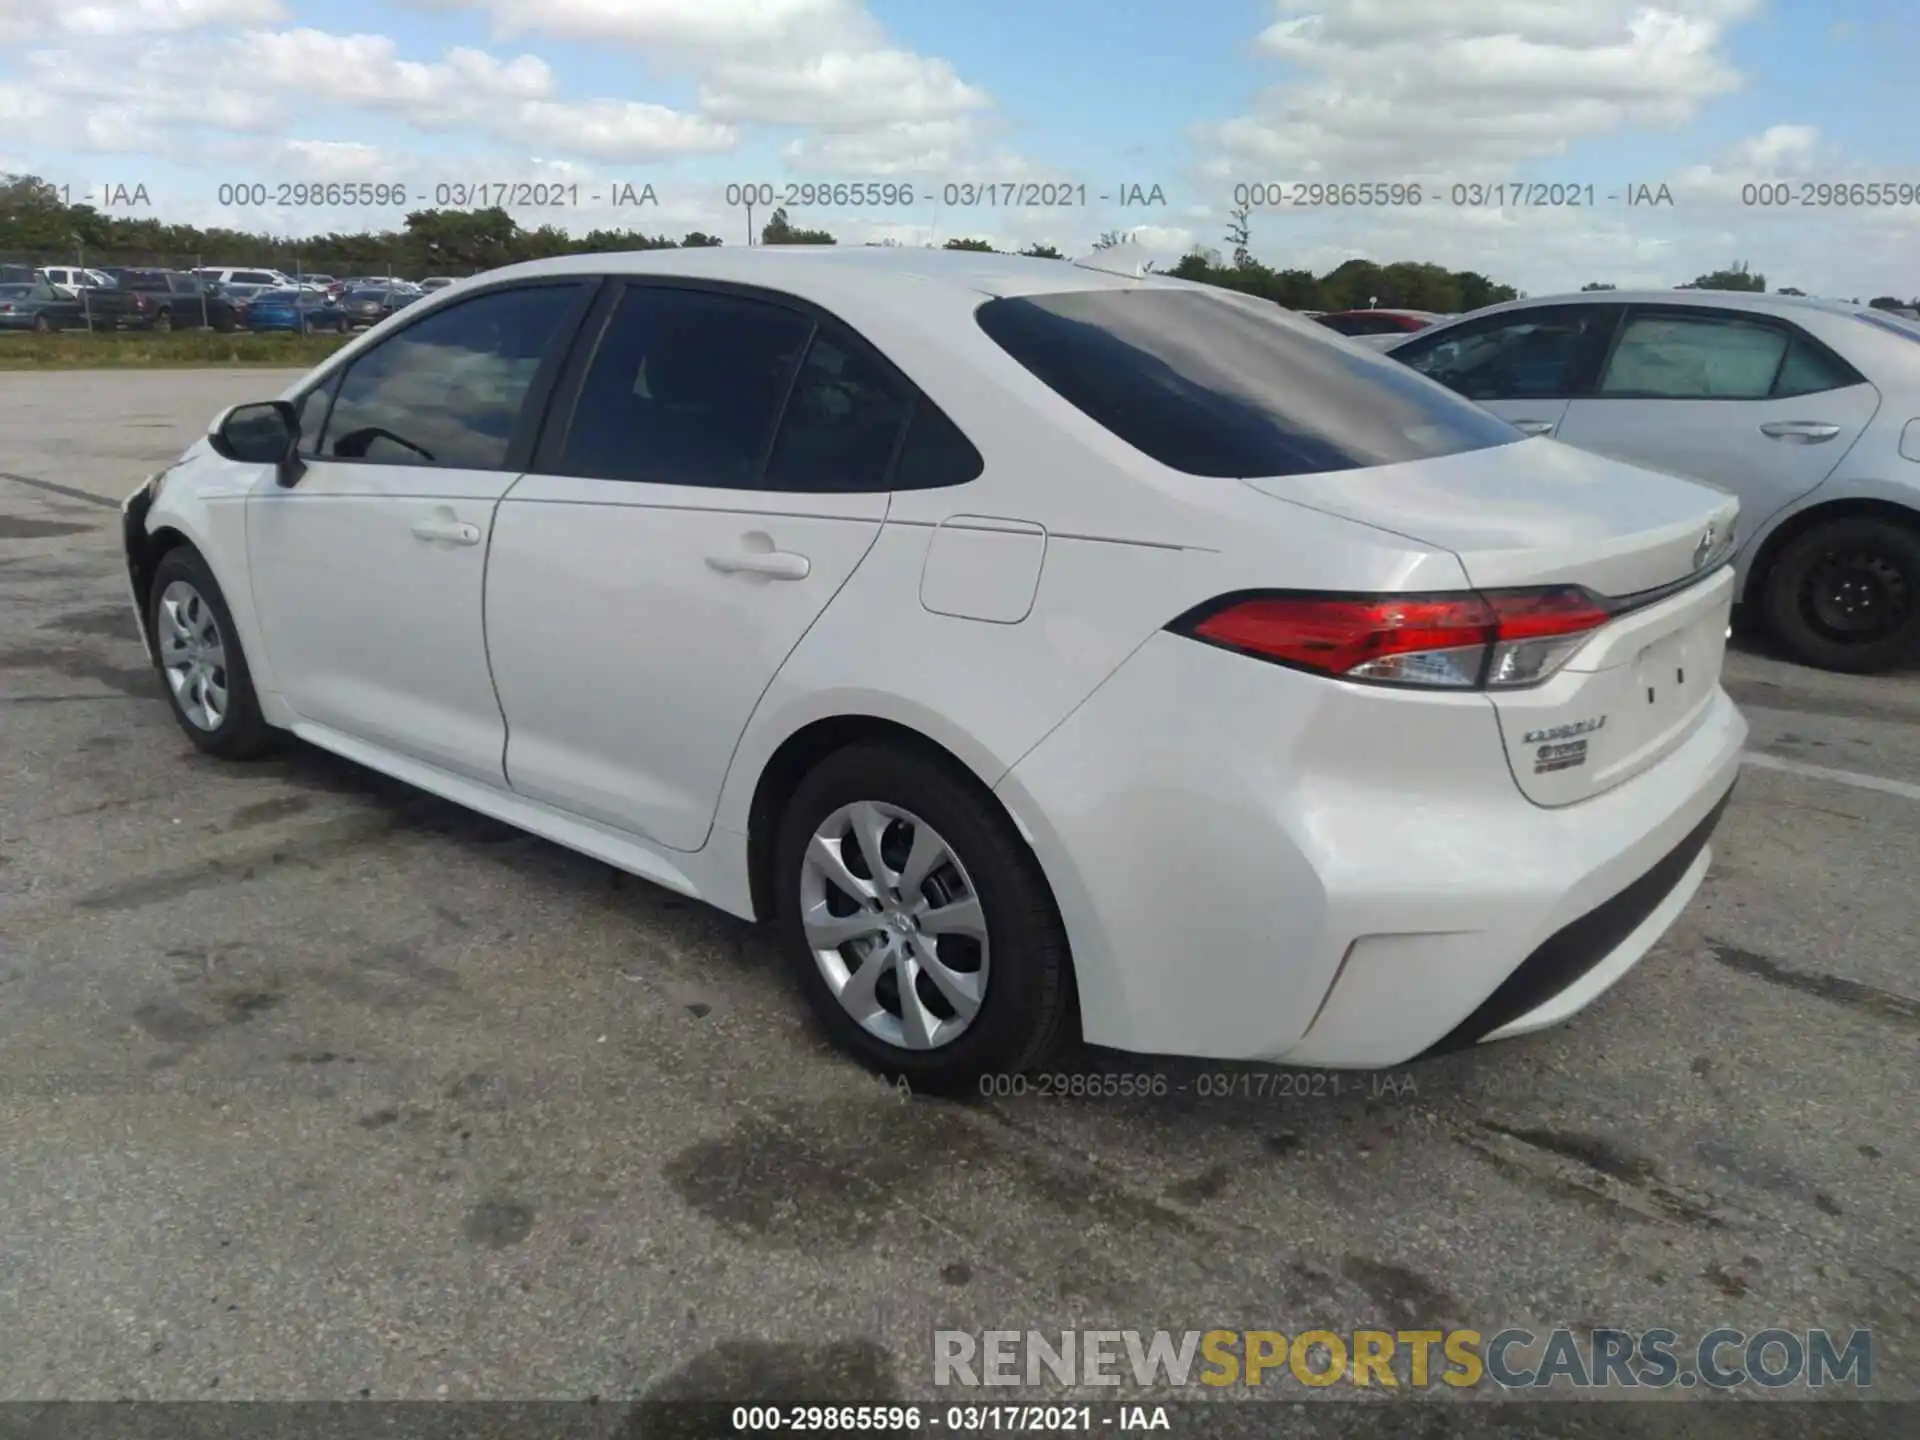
left=247, top=279, right=594, bottom=785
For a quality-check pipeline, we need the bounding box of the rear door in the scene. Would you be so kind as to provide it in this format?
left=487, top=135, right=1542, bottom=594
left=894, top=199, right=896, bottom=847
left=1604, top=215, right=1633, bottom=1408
left=486, top=279, right=912, bottom=851
left=1554, top=304, right=1879, bottom=527
left=1390, top=303, right=1623, bottom=436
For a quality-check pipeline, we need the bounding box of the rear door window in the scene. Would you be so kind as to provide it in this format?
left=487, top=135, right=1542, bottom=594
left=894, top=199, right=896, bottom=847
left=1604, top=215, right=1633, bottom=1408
left=1599, top=311, right=1790, bottom=398
left=976, top=288, right=1520, bottom=478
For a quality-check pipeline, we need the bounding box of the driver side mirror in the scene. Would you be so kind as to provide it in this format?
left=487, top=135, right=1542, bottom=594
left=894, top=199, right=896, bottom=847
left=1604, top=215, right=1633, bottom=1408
left=210, top=400, right=299, bottom=467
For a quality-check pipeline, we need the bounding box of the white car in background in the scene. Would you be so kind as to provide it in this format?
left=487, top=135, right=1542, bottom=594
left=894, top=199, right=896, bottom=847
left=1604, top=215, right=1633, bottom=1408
left=37, top=265, right=115, bottom=295
left=121, top=248, right=1744, bottom=1088
left=1386, top=291, right=1920, bottom=673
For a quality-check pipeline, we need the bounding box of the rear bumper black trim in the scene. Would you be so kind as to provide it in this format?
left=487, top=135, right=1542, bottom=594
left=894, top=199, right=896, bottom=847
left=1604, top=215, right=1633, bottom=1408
left=1418, top=778, right=1738, bottom=1058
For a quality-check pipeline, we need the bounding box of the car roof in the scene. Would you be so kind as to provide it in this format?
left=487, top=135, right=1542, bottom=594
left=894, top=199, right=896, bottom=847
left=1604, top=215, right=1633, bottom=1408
left=466, top=245, right=1213, bottom=306
left=1458, top=289, right=1875, bottom=321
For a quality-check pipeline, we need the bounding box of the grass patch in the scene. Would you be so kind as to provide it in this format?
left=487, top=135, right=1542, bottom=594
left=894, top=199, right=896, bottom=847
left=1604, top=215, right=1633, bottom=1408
left=0, top=329, right=352, bottom=369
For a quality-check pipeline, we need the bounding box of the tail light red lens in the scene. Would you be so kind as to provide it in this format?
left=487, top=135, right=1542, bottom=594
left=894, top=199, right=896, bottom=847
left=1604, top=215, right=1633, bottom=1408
left=1173, top=588, right=1613, bottom=691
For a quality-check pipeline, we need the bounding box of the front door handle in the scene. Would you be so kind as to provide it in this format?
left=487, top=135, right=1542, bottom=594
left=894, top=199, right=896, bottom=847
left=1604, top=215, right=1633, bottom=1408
left=411, top=517, right=481, bottom=546
left=1759, top=420, right=1842, bottom=443
left=1512, top=419, right=1558, bottom=437
left=707, top=550, right=811, bottom=580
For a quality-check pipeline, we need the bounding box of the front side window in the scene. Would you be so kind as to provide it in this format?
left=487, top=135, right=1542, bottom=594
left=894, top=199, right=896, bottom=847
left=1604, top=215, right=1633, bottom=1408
left=977, top=288, right=1520, bottom=479
left=557, top=285, right=814, bottom=488
left=317, top=283, right=584, bottom=469
left=1395, top=306, right=1617, bottom=400
left=1598, top=312, right=1789, bottom=399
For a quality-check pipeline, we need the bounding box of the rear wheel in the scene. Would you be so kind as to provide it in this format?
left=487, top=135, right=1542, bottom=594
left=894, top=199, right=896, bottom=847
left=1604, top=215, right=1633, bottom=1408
left=148, top=546, right=281, bottom=758
left=1762, top=516, right=1920, bottom=673
left=772, top=743, right=1073, bottom=1093
left=151, top=309, right=173, bottom=334
left=31, top=314, right=50, bottom=334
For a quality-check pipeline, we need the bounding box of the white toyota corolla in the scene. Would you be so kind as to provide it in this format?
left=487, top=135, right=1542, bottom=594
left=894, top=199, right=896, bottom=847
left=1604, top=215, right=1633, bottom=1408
left=121, top=247, right=1747, bottom=1089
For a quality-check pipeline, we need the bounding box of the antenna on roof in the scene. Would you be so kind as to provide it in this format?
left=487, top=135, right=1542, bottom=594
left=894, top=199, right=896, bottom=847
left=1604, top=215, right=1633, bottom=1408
left=1070, top=239, right=1158, bottom=279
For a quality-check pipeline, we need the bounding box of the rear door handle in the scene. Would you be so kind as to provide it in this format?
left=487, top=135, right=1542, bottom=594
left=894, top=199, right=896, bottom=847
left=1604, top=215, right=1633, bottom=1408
left=707, top=551, right=811, bottom=580
left=411, top=518, right=481, bottom=546
left=1759, top=420, right=1841, bottom=443
left=1512, top=419, right=1557, bottom=437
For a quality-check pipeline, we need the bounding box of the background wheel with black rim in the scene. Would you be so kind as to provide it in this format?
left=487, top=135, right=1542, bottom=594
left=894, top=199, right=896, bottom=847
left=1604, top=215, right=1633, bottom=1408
left=772, top=743, right=1073, bottom=1093
left=148, top=546, right=282, bottom=758
left=1761, top=516, right=1920, bottom=674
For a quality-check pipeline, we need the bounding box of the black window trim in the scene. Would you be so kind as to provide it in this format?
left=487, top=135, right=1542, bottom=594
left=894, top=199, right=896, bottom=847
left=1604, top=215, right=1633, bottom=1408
left=1392, top=302, right=1627, bottom=400
left=530, top=273, right=972, bottom=495
left=1592, top=302, right=1866, bottom=402
left=300, top=275, right=605, bottom=474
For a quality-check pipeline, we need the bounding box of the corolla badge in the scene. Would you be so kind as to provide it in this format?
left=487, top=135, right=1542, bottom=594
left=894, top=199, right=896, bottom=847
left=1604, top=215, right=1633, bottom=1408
left=1693, top=524, right=1717, bottom=571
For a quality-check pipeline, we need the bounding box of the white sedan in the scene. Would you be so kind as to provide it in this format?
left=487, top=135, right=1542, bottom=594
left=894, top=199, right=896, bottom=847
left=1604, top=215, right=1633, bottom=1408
left=1385, top=290, right=1920, bottom=673
left=121, top=247, right=1746, bottom=1089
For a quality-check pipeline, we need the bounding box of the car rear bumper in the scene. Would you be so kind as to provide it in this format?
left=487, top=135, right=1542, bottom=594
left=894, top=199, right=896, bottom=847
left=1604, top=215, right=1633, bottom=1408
left=995, top=629, right=1748, bottom=1066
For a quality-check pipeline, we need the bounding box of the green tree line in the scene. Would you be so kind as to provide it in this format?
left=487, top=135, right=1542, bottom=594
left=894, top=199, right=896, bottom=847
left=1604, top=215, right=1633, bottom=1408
left=6, top=173, right=1912, bottom=312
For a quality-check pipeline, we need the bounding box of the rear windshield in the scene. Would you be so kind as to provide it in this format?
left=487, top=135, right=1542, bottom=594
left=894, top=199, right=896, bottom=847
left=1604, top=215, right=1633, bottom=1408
left=975, top=289, right=1521, bottom=478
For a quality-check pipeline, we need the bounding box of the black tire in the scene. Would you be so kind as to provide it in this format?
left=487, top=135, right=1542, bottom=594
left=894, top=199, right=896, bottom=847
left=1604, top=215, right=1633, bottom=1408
left=771, top=743, right=1073, bottom=1094
left=151, top=309, right=173, bottom=333
left=147, top=546, right=282, bottom=759
left=31, top=313, right=51, bottom=334
left=1761, top=516, right=1920, bottom=674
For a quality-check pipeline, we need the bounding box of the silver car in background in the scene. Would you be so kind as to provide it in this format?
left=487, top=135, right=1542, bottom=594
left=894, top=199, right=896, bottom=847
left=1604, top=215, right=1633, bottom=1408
left=1386, top=292, right=1920, bottom=673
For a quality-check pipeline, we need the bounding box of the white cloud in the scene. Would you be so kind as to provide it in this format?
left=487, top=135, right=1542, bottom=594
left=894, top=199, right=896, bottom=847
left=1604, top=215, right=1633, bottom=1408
left=0, top=0, right=284, bottom=41
left=9, top=27, right=734, bottom=162
left=1201, top=0, right=1763, bottom=176
left=473, top=0, right=870, bottom=52
left=700, top=50, right=988, bottom=128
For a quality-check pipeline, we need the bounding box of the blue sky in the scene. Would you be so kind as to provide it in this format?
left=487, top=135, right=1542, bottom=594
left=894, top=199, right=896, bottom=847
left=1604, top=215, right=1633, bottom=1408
left=2, top=0, right=1916, bottom=297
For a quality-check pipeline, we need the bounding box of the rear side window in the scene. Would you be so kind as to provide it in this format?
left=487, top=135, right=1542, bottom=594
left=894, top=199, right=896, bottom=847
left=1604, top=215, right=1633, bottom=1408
left=558, top=286, right=814, bottom=488
left=976, top=288, right=1520, bottom=478
left=1772, top=332, right=1864, bottom=397
left=762, top=329, right=915, bottom=492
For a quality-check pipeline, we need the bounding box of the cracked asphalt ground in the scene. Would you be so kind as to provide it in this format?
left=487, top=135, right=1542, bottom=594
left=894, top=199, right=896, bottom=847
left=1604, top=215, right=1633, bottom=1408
left=0, top=370, right=1914, bottom=1427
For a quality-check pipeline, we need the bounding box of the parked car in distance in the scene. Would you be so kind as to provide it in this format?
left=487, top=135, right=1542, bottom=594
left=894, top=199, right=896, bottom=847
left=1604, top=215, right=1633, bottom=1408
left=121, top=247, right=1747, bottom=1090
left=243, top=287, right=348, bottom=334
left=0, top=280, right=87, bottom=332
left=1314, top=308, right=1446, bottom=340
left=194, top=267, right=296, bottom=291
left=80, top=270, right=240, bottom=332
left=1385, top=291, right=1920, bottom=673
left=338, top=285, right=417, bottom=328
left=37, top=265, right=116, bottom=295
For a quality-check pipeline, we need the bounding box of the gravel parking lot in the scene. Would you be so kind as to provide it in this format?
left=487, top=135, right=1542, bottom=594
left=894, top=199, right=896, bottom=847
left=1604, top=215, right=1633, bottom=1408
left=1, top=371, right=1915, bottom=1425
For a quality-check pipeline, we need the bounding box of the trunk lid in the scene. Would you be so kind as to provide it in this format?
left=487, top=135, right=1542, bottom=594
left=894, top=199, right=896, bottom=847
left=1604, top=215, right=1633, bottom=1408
left=1243, top=437, right=1740, bottom=805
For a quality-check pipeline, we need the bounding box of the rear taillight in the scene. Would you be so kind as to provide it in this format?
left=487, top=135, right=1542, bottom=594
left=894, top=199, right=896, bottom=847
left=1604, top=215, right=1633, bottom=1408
left=1171, top=588, right=1612, bottom=690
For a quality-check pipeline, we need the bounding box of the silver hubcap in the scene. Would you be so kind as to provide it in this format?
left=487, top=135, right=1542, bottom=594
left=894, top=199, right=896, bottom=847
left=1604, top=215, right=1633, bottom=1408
left=157, top=579, right=229, bottom=731
left=799, top=801, right=989, bottom=1051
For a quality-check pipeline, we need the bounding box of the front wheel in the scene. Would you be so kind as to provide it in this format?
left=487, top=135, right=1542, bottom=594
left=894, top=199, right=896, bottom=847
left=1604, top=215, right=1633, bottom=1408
left=772, top=744, right=1073, bottom=1093
left=148, top=547, right=282, bottom=758
left=1761, top=516, right=1920, bottom=673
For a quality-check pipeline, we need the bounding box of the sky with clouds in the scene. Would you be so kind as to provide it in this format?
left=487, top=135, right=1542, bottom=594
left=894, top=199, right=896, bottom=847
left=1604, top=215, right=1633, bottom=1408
left=2, top=0, right=1916, bottom=297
